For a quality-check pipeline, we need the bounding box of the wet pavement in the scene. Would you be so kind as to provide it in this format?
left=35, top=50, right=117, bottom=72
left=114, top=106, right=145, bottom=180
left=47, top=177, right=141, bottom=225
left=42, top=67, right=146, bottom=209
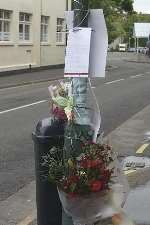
left=109, top=104, right=150, bottom=224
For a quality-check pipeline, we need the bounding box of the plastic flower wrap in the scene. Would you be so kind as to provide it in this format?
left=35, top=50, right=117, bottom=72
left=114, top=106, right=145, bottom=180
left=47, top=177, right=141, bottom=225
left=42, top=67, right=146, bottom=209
left=47, top=78, right=130, bottom=225
left=43, top=140, right=129, bottom=225
left=48, top=80, right=72, bottom=120
left=48, top=79, right=101, bottom=141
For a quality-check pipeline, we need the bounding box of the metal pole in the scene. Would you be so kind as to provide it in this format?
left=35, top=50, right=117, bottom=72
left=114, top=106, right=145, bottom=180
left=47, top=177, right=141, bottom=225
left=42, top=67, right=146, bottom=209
left=73, top=0, right=89, bottom=27
left=129, top=37, right=131, bottom=50
left=134, top=37, right=136, bottom=52
left=137, top=38, right=139, bottom=54
left=72, top=0, right=90, bottom=125
left=62, top=2, right=90, bottom=224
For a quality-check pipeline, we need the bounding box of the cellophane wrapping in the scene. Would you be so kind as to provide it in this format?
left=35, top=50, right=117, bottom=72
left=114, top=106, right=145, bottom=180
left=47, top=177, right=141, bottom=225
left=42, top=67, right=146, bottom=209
left=58, top=157, right=130, bottom=225
left=48, top=79, right=130, bottom=225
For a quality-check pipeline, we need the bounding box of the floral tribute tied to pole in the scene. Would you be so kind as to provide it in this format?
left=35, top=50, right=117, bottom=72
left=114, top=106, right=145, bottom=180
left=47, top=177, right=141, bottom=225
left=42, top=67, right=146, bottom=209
left=45, top=79, right=133, bottom=225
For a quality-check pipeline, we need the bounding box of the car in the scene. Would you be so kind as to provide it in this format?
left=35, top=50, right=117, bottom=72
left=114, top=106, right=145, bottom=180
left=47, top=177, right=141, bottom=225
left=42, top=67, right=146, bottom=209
left=128, top=48, right=136, bottom=52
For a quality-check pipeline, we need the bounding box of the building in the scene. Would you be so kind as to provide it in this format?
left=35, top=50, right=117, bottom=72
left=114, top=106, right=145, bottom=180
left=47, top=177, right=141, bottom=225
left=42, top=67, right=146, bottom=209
left=0, top=0, right=71, bottom=72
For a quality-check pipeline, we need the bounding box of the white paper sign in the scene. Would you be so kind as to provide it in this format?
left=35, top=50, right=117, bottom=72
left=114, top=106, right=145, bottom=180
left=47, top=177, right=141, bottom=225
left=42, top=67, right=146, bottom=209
left=64, top=28, right=92, bottom=77
left=89, top=10, right=108, bottom=77
left=65, top=10, right=108, bottom=77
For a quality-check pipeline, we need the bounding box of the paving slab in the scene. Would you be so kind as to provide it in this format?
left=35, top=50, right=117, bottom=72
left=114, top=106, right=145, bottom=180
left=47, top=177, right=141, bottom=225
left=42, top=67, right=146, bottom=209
left=124, top=182, right=150, bottom=225
left=109, top=104, right=150, bottom=158
left=0, top=181, right=36, bottom=225
left=108, top=105, right=150, bottom=225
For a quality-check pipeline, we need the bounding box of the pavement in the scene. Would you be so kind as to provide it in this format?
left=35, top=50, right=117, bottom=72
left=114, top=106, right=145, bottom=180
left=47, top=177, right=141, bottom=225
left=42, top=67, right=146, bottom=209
left=125, top=53, right=150, bottom=64
left=110, top=104, right=150, bottom=224
left=108, top=52, right=150, bottom=64
left=0, top=68, right=64, bottom=89
left=0, top=52, right=149, bottom=90
left=0, top=103, right=150, bottom=225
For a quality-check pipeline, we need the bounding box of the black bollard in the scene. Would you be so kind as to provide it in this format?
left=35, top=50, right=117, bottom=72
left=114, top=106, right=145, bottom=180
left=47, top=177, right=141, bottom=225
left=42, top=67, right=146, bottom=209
left=32, top=117, right=66, bottom=225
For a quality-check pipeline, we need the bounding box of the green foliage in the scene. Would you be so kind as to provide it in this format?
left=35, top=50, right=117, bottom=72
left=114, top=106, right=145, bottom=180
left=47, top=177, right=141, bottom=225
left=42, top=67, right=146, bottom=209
left=44, top=141, right=114, bottom=196
left=64, top=123, right=94, bottom=159
left=121, top=0, right=133, bottom=13
left=88, top=0, right=150, bottom=44
left=124, top=13, right=150, bottom=46
left=72, top=0, right=150, bottom=43
left=88, top=0, right=134, bottom=43
left=89, top=0, right=133, bottom=14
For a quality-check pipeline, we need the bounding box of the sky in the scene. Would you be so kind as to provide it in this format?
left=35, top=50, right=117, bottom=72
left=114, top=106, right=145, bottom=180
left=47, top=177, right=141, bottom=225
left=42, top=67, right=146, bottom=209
left=134, top=0, right=150, bottom=14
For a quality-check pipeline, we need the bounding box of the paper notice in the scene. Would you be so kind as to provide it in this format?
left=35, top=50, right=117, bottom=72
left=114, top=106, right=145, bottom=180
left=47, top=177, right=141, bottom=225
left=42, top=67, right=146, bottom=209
left=64, top=28, right=92, bottom=77
left=65, top=10, right=108, bottom=77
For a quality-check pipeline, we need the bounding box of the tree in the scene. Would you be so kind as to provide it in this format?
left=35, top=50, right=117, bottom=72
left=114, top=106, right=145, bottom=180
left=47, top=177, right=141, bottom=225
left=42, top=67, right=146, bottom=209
left=123, top=13, right=150, bottom=46
left=89, top=0, right=134, bottom=43
left=89, top=0, right=133, bottom=14
left=121, top=0, right=133, bottom=13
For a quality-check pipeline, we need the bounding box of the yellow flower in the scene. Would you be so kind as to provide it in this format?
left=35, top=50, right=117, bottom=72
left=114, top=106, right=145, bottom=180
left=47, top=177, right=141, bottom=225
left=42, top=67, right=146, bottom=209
left=68, top=159, right=74, bottom=168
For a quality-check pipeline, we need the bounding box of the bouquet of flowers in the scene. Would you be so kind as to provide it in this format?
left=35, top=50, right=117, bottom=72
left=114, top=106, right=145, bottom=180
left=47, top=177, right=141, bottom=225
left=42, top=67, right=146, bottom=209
left=48, top=80, right=71, bottom=120
left=48, top=142, right=114, bottom=195
left=44, top=140, right=117, bottom=224
left=46, top=79, right=130, bottom=225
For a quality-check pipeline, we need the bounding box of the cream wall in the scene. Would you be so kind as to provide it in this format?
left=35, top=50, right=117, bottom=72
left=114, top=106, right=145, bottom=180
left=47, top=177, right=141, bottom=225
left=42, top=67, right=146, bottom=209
left=40, top=0, right=66, bottom=66
left=0, top=0, right=71, bottom=72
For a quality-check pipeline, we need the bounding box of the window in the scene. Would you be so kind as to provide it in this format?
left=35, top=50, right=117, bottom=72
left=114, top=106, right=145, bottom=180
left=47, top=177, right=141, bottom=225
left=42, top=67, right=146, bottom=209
left=0, top=9, right=11, bottom=41
left=41, top=16, right=49, bottom=42
left=19, top=13, right=31, bottom=41
left=56, top=18, right=65, bottom=43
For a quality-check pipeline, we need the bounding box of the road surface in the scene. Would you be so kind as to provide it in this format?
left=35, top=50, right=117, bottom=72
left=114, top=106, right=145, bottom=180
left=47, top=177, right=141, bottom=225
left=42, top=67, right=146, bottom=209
left=0, top=54, right=150, bottom=202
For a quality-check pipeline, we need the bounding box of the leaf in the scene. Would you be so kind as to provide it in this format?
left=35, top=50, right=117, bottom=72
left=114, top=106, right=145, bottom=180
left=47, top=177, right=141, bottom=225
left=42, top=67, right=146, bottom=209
left=70, top=183, right=77, bottom=192
left=68, top=159, right=74, bottom=168
left=52, top=96, right=68, bottom=108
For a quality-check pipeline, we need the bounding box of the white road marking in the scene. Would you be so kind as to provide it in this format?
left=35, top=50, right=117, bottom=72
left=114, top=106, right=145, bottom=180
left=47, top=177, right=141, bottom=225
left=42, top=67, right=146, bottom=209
left=130, top=74, right=144, bottom=78
left=0, top=84, right=32, bottom=92
left=106, top=79, right=124, bottom=85
left=124, top=169, right=136, bottom=175
left=0, top=100, right=47, bottom=115
left=0, top=80, right=52, bottom=92
left=136, top=143, right=149, bottom=154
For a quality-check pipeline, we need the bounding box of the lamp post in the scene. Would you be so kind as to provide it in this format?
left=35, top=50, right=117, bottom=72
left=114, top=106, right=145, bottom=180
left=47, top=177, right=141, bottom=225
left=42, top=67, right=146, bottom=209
left=129, top=37, right=131, bottom=50
left=62, top=1, right=91, bottom=224
left=72, top=0, right=90, bottom=125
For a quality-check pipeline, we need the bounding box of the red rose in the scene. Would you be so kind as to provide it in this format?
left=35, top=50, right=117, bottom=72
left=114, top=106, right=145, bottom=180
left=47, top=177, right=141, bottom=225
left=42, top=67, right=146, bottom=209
left=91, top=159, right=102, bottom=168
left=87, top=160, right=92, bottom=168
left=90, top=180, right=103, bottom=192
left=102, top=170, right=111, bottom=179
left=52, top=106, right=67, bottom=120
left=69, top=176, right=79, bottom=183
left=80, top=159, right=103, bottom=169
left=80, top=159, right=89, bottom=168
left=80, top=161, right=87, bottom=168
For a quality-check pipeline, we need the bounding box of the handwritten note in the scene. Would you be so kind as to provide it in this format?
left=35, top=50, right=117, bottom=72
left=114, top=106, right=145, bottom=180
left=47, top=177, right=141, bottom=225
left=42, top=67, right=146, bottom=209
left=65, top=10, right=108, bottom=77
left=64, top=28, right=92, bottom=77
